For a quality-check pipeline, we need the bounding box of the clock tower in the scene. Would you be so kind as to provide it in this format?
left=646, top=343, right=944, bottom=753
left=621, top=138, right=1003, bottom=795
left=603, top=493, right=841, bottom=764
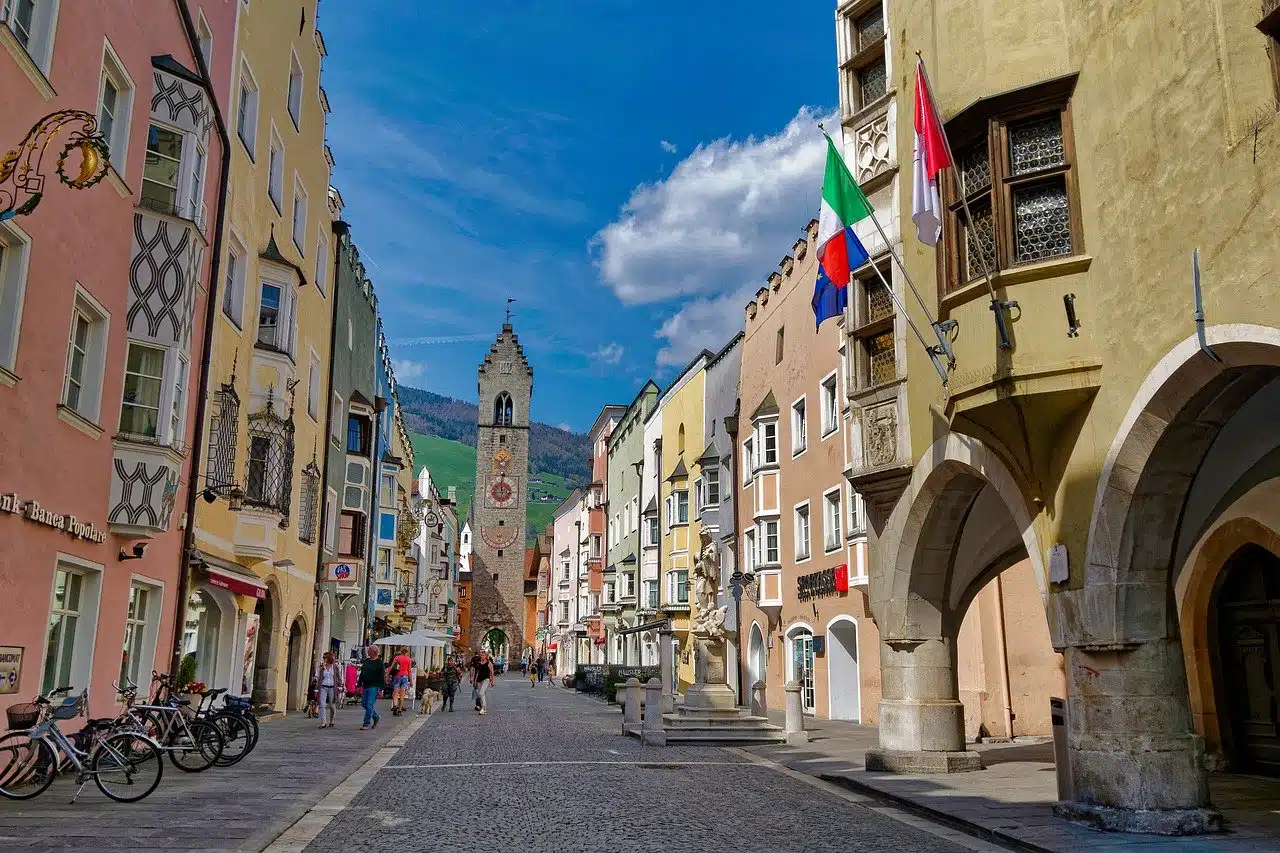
left=469, top=323, right=532, bottom=659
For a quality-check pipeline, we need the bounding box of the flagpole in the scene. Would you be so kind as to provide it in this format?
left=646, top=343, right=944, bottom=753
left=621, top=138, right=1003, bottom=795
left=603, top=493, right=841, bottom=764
left=819, top=124, right=956, bottom=371
left=865, top=248, right=949, bottom=383
left=915, top=53, right=1015, bottom=350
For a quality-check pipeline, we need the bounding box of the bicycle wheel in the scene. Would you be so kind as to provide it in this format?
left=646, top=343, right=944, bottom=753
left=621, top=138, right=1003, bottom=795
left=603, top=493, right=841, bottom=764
left=240, top=713, right=260, bottom=752
left=0, top=733, right=57, bottom=800
left=92, top=733, right=163, bottom=802
left=168, top=720, right=224, bottom=772
left=210, top=714, right=251, bottom=767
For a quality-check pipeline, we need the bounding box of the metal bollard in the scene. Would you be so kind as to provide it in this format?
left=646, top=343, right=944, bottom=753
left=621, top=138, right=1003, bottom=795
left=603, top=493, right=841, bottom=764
left=622, top=677, right=642, bottom=736
left=784, top=680, right=809, bottom=745
left=641, top=678, right=666, bottom=746
left=751, top=680, right=767, bottom=717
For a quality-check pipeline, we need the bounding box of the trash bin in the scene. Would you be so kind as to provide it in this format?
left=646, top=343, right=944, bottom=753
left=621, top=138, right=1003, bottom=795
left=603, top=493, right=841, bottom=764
left=1050, top=697, right=1073, bottom=801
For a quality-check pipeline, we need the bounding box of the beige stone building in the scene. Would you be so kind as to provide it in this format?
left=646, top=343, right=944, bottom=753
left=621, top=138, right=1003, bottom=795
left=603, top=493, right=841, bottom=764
left=840, top=0, right=1280, bottom=832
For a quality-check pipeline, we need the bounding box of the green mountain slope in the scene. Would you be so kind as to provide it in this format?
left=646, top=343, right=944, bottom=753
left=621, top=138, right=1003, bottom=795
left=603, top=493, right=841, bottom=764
left=408, top=431, right=573, bottom=543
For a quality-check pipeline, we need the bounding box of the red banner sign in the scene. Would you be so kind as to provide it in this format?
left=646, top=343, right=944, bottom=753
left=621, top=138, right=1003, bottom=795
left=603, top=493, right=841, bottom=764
left=834, top=563, right=849, bottom=593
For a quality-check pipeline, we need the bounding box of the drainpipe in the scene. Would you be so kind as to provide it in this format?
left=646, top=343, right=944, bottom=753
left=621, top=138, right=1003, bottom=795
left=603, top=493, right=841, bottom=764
left=993, top=573, right=1015, bottom=740
left=311, top=221, right=346, bottom=667
left=653, top=438, right=664, bottom=677
left=726, top=407, right=743, bottom=707
left=170, top=0, right=233, bottom=682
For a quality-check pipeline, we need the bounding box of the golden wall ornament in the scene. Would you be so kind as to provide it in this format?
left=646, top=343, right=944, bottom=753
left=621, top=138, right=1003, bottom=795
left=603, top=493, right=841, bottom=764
left=0, top=109, right=110, bottom=221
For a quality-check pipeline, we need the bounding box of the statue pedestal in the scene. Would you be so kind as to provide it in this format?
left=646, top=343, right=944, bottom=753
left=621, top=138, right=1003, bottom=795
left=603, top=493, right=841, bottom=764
left=685, top=636, right=736, bottom=711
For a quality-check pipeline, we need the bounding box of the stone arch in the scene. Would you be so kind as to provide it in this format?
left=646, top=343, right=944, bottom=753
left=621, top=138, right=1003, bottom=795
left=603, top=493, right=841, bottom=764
left=313, top=591, right=331, bottom=670
left=1177, top=514, right=1280, bottom=768
left=826, top=615, right=861, bottom=722
left=1081, top=325, right=1280, bottom=647
left=252, top=577, right=283, bottom=707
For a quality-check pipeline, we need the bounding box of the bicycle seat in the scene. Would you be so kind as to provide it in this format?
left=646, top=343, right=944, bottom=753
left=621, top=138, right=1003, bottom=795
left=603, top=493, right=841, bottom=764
left=199, top=688, right=227, bottom=698
left=174, top=699, right=192, bottom=707
left=84, top=718, right=115, bottom=731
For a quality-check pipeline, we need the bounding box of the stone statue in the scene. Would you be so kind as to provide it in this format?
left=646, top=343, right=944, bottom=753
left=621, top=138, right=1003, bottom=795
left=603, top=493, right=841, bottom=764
left=685, top=529, right=735, bottom=711
left=691, top=529, right=727, bottom=640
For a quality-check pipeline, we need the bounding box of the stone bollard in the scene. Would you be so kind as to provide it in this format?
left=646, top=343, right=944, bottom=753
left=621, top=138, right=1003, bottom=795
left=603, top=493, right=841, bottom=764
left=784, top=680, right=809, bottom=745
left=751, top=680, right=767, bottom=717
left=641, top=678, right=666, bottom=746
left=621, top=677, right=642, bottom=736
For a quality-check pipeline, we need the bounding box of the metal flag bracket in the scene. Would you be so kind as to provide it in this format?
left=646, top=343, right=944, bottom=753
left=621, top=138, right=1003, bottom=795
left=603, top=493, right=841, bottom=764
left=991, top=298, right=1019, bottom=350
left=1192, top=248, right=1222, bottom=363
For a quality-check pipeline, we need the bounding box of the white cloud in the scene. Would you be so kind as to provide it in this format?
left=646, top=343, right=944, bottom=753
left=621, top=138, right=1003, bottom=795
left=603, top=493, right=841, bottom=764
left=660, top=139, right=678, bottom=154
left=593, top=342, right=625, bottom=364
left=596, top=107, right=834, bottom=369
left=392, top=359, right=428, bottom=385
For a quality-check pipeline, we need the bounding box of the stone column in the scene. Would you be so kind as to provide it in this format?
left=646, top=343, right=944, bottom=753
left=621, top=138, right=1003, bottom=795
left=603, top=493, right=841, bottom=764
left=784, top=680, right=809, bottom=745
left=641, top=678, right=666, bottom=746
left=658, top=628, right=675, bottom=713
left=866, top=637, right=981, bottom=773
left=1054, top=640, right=1219, bottom=834
left=751, top=680, right=767, bottom=717
left=621, top=677, right=642, bottom=736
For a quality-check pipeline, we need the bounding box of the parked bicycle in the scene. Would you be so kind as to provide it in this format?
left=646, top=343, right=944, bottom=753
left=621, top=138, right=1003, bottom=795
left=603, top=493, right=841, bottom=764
left=117, top=673, right=224, bottom=772
left=0, top=687, right=164, bottom=803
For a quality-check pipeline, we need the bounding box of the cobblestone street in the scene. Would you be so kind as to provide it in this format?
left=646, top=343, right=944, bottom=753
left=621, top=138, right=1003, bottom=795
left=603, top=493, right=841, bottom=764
left=286, top=679, right=997, bottom=853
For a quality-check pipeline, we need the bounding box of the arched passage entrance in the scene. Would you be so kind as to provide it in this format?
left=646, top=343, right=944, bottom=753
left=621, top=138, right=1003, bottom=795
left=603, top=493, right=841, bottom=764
left=285, top=618, right=307, bottom=712
left=252, top=585, right=277, bottom=708
left=785, top=623, right=815, bottom=714
left=747, top=622, right=766, bottom=690
left=1216, top=544, right=1280, bottom=775
left=826, top=617, right=860, bottom=722
left=482, top=628, right=509, bottom=660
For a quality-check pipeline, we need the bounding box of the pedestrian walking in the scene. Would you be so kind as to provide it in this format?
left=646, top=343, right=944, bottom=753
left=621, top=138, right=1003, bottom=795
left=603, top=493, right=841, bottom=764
left=357, top=646, right=387, bottom=730
left=390, top=645, right=413, bottom=717
left=471, top=649, right=496, bottom=714
left=536, top=655, right=547, bottom=683
left=441, top=658, right=461, bottom=711
left=315, top=651, right=343, bottom=728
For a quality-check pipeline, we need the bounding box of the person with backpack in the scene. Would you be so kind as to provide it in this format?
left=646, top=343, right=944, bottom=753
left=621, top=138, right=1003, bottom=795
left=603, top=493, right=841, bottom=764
left=390, top=646, right=413, bottom=717
left=356, top=646, right=387, bottom=730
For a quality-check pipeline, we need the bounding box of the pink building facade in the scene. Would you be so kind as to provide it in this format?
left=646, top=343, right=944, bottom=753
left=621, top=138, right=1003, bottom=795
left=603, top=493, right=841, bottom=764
left=0, top=0, right=232, bottom=716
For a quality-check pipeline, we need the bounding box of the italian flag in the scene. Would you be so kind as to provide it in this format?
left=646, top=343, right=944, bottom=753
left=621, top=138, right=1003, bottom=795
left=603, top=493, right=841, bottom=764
left=813, top=134, right=873, bottom=328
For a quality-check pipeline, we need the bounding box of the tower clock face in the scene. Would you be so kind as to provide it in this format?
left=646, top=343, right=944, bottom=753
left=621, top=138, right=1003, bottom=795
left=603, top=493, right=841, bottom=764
left=490, top=480, right=513, bottom=504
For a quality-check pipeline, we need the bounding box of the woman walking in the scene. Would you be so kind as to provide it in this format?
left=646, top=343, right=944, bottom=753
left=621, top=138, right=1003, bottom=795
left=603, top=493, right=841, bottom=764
left=390, top=646, right=413, bottom=717
left=471, top=649, right=496, bottom=715
left=357, top=646, right=387, bottom=730
left=316, top=651, right=343, bottom=728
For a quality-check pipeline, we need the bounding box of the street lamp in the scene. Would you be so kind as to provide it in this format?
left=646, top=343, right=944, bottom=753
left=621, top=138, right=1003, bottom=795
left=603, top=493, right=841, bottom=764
left=1, top=110, right=110, bottom=221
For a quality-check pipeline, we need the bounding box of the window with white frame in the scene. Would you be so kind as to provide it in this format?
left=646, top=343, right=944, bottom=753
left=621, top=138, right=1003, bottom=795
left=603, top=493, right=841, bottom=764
left=97, top=44, right=134, bottom=175
left=742, top=436, right=754, bottom=483
left=704, top=466, right=720, bottom=506
left=287, top=50, right=303, bottom=129
left=307, top=353, right=320, bottom=421
left=119, top=342, right=166, bottom=438
left=0, top=222, right=31, bottom=374
left=60, top=288, right=109, bottom=423
left=42, top=560, right=101, bottom=694
left=849, top=488, right=862, bottom=535
left=645, top=515, right=658, bottom=547
left=196, top=13, right=213, bottom=71
left=236, top=59, right=259, bottom=156
left=642, top=578, right=658, bottom=609
left=743, top=528, right=756, bottom=573
left=120, top=581, right=158, bottom=685
left=189, top=145, right=206, bottom=225
left=824, top=488, right=843, bottom=552
left=760, top=421, right=778, bottom=466
left=792, top=397, right=807, bottom=455
left=590, top=535, right=601, bottom=559
left=620, top=572, right=633, bottom=599
left=609, top=514, right=617, bottom=544
left=222, top=240, right=246, bottom=327
left=820, top=372, right=839, bottom=436
left=292, top=179, right=307, bottom=252
left=141, top=124, right=183, bottom=215
left=267, top=130, right=283, bottom=211
left=3, top=0, right=59, bottom=75
left=668, top=569, right=689, bottom=604
left=170, top=355, right=188, bottom=443
left=666, top=490, right=688, bottom=526
left=324, top=487, right=338, bottom=552
left=559, top=600, right=570, bottom=623
left=330, top=392, right=342, bottom=443
left=314, top=231, right=328, bottom=297
left=604, top=580, right=615, bottom=603
left=762, top=519, right=780, bottom=565
left=693, top=477, right=704, bottom=516
left=255, top=279, right=296, bottom=355
left=794, top=503, right=811, bottom=561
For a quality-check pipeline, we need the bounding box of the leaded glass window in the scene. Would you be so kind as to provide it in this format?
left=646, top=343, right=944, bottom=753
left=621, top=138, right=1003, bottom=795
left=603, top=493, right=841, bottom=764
left=852, top=262, right=896, bottom=391
left=964, top=198, right=997, bottom=280
left=1009, top=115, right=1065, bottom=176
left=864, top=330, right=896, bottom=386
left=858, top=59, right=887, bottom=108
left=855, top=7, right=884, bottom=50
left=1013, top=180, right=1072, bottom=262
left=841, top=2, right=888, bottom=115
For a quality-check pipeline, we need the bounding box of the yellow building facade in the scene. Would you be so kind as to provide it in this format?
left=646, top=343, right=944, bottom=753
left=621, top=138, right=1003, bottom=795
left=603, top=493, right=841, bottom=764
left=843, top=0, right=1280, bottom=831
left=656, top=354, right=710, bottom=691
left=187, top=0, right=334, bottom=713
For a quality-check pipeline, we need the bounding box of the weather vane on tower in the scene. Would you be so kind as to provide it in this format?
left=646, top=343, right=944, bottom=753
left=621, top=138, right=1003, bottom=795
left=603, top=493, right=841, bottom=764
left=505, top=297, right=516, bottom=325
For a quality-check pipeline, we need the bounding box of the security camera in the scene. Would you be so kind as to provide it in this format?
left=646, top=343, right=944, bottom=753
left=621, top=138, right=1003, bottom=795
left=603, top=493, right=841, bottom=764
left=133, top=542, right=147, bottom=558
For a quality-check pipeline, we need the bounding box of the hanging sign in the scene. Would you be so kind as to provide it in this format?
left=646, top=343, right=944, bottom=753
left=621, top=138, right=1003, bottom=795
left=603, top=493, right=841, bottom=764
left=0, top=646, right=23, bottom=695
left=0, top=493, right=106, bottom=543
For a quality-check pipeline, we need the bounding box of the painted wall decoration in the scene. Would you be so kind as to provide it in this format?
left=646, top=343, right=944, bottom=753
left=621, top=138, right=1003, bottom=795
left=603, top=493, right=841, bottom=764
left=485, top=475, right=520, bottom=509
left=479, top=524, right=521, bottom=550
left=108, top=454, right=178, bottom=533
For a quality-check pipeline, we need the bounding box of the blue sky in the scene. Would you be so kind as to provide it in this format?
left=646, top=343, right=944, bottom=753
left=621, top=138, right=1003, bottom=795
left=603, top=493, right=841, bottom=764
left=320, top=1, right=837, bottom=432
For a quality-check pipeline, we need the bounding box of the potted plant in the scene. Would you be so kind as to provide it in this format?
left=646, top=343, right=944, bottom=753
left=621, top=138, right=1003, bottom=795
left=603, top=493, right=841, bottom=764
left=426, top=669, right=444, bottom=692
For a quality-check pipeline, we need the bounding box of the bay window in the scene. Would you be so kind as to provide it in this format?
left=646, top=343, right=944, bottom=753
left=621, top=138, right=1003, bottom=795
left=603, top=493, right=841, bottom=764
left=256, top=280, right=296, bottom=356
left=762, top=519, right=780, bottom=565
left=643, top=579, right=658, bottom=609
left=119, top=342, right=165, bottom=438
left=645, top=515, right=658, bottom=547
left=760, top=421, right=778, bottom=466
left=705, top=467, right=720, bottom=506
left=666, top=490, right=688, bottom=526
left=668, top=569, right=689, bottom=605
left=141, top=124, right=182, bottom=214
left=795, top=503, right=811, bottom=561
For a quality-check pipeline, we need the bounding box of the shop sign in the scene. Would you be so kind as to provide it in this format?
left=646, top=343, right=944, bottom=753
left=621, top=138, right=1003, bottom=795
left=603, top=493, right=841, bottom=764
left=0, top=493, right=106, bottom=543
left=571, top=622, right=588, bottom=635
left=207, top=568, right=267, bottom=599
left=797, top=564, right=849, bottom=601
left=375, top=586, right=394, bottom=609
left=404, top=602, right=427, bottom=617
left=0, top=646, right=23, bottom=695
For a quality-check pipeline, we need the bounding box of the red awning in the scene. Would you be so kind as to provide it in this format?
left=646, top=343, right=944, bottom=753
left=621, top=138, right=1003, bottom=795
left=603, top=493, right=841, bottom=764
left=206, top=567, right=267, bottom=599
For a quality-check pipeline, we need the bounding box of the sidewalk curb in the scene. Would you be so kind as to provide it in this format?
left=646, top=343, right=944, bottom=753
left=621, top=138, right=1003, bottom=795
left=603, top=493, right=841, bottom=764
left=817, top=772, right=1046, bottom=853
left=238, top=713, right=431, bottom=853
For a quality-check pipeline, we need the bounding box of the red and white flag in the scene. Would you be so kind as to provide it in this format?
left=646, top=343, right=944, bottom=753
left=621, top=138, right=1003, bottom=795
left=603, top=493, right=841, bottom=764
left=911, top=59, right=952, bottom=247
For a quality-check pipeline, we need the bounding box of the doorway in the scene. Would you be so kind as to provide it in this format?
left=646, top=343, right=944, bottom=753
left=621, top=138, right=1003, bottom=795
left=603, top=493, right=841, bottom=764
left=787, top=626, right=815, bottom=714
left=285, top=620, right=306, bottom=711
left=748, top=622, right=766, bottom=689
left=1217, top=544, right=1280, bottom=775
left=827, top=617, right=860, bottom=721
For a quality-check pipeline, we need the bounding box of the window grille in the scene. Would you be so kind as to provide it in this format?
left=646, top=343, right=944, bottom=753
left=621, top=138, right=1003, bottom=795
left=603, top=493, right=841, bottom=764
left=298, top=453, right=321, bottom=544
left=244, top=385, right=295, bottom=522
left=207, top=374, right=240, bottom=490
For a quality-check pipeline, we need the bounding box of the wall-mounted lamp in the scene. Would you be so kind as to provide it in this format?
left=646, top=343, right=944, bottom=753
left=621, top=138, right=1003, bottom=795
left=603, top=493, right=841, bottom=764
left=118, top=542, right=147, bottom=562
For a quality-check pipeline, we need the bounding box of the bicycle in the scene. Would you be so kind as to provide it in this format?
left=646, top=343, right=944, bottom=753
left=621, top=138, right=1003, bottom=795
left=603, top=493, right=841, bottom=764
left=120, top=673, right=224, bottom=772
left=187, top=687, right=254, bottom=767
left=0, top=688, right=163, bottom=803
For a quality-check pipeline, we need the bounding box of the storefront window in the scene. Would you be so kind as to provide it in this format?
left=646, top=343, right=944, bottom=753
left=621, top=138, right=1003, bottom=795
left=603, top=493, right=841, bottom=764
left=43, top=569, right=83, bottom=693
